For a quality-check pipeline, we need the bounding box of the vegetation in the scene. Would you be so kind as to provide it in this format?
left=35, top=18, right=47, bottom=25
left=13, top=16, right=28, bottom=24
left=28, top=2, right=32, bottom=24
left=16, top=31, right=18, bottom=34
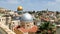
left=37, top=22, right=56, bottom=34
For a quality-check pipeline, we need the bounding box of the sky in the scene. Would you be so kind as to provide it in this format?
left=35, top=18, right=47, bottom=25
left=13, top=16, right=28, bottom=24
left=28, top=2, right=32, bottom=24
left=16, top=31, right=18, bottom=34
left=0, top=0, right=60, bottom=11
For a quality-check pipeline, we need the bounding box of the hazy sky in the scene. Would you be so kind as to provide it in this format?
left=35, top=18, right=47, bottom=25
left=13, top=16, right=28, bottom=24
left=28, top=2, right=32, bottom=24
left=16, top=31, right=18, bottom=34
left=0, top=0, right=60, bottom=11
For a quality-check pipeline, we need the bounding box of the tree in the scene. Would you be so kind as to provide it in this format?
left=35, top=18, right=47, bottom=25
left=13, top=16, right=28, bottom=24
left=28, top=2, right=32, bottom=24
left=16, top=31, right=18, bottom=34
left=56, top=11, right=60, bottom=15
left=36, top=22, right=56, bottom=34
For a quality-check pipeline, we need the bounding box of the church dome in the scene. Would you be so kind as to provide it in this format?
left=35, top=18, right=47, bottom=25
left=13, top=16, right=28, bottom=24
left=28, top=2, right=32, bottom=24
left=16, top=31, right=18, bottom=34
left=20, top=13, right=33, bottom=22
left=17, top=6, right=23, bottom=11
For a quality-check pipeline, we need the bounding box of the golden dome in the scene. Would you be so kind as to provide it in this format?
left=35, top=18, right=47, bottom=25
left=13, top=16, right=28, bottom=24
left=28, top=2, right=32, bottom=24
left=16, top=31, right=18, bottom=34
left=17, top=6, right=23, bottom=11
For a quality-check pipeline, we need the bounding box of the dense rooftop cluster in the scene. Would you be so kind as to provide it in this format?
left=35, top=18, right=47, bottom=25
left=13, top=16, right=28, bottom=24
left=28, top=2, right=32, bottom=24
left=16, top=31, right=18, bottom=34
left=0, top=7, right=59, bottom=34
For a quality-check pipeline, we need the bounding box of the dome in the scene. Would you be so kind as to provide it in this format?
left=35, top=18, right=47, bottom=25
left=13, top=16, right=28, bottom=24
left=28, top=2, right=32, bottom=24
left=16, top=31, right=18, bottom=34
left=17, top=6, right=23, bottom=11
left=20, top=13, right=33, bottom=22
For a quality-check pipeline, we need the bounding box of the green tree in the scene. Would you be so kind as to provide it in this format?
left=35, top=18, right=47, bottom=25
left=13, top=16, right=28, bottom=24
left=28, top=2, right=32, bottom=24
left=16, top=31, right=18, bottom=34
left=37, top=22, right=56, bottom=34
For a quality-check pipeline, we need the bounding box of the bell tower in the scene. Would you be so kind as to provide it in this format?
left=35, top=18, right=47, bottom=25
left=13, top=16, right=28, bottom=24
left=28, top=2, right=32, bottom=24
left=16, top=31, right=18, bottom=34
left=20, top=13, right=34, bottom=29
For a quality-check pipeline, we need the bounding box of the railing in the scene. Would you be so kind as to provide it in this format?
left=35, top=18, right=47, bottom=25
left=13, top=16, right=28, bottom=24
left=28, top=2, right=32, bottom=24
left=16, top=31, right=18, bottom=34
left=0, top=22, right=16, bottom=34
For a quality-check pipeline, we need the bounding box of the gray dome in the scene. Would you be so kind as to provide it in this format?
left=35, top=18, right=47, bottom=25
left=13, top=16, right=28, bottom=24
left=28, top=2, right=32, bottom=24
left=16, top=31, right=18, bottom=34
left=20, top=13, right=33, bottom=22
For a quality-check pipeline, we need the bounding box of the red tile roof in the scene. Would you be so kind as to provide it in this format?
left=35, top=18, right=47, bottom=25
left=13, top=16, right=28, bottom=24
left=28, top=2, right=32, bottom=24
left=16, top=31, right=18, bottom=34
left=18, top=27, right=28, bottom=33
left=40, top=16, right=50, bottom=21
left=28, top=25, right=37, bottom=32
left=14, top=25, right=38, bottom=33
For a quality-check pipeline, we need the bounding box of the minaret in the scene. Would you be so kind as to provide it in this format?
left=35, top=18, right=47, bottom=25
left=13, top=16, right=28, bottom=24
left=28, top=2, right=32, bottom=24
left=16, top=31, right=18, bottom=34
left=46, top=9, right=48, bottom=13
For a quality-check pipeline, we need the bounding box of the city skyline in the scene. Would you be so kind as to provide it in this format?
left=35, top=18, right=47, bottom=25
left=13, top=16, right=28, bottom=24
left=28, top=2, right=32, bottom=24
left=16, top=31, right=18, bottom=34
left=0, top=0, right=60, bottom=11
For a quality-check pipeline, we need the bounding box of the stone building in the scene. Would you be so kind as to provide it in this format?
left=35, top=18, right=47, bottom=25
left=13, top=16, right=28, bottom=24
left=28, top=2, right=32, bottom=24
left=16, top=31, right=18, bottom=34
left=10, top=20, right=20, bottom=31
left=14, top=13, right=38, bottom=34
